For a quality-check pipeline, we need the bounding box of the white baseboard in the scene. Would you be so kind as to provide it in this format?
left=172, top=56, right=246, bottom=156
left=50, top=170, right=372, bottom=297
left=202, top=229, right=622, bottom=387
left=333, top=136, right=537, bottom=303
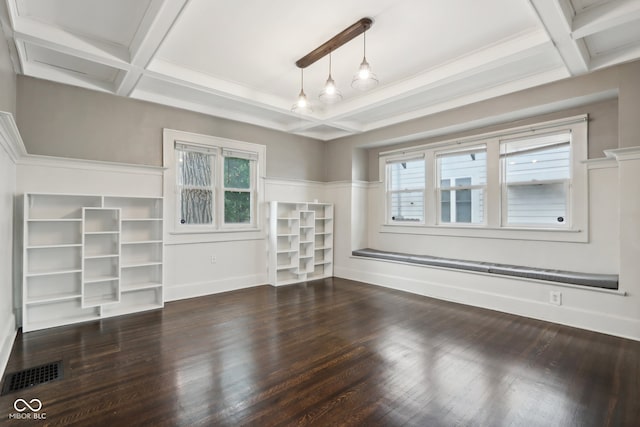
left=0, top=312, right=17, bottom=379
left=164, top=273, right=267, bottom=302
left=334, top=265, right=640, bottom=341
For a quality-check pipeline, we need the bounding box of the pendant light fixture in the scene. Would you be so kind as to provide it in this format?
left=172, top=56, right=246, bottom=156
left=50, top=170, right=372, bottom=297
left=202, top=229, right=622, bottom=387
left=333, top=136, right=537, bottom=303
left=291, top=68, right=312, bottom=114
left=319, top=51, right=342, bottom=104
left=292, top=18, right=376, bottom=112
left=352, top=29, right=378, bottom=90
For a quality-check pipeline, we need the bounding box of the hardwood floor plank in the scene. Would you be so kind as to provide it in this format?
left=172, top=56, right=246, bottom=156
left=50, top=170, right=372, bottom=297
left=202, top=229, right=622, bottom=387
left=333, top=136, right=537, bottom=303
left=1, top=278, right=639, bottom=426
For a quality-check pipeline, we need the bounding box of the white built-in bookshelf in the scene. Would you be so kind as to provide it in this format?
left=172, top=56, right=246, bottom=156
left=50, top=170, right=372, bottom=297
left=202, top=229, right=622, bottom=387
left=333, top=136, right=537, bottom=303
left=22, top=193, right=163, bottom=332
left=268, top=201, right=334, bottom=286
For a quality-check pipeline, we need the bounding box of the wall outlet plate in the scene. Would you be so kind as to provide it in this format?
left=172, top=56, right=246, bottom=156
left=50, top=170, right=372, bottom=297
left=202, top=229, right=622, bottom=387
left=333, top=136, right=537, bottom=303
left=549, top=290, right=562, bottom=306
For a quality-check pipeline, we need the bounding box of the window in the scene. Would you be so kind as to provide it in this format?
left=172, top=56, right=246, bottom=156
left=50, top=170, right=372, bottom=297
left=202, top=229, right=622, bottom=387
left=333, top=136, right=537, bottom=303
left=379, top=115, right=588, bottom=241
left=437, top=148, right=486, bottom=224
left=386, top=157, right=425, bottom=223
left=176, top=143, right=215, bottom=225
left=501, top=133, right=570, bottom=227
left=164, top=129, right=265, bottom=234
left=222, top=150, right=257, bottom=225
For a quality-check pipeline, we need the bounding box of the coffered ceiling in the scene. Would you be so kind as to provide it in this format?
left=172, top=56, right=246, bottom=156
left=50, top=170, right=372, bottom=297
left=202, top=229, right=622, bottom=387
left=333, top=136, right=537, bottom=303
left=1, top=0, right=639, bottom=140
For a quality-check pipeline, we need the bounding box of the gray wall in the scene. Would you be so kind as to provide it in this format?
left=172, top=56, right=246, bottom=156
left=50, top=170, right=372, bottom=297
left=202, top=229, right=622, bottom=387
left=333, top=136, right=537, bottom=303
left=16, top=76, right=326, bottom=181
left=0, top=23, right=16, bottom=115
left=326, top=60, right=640, bottom=182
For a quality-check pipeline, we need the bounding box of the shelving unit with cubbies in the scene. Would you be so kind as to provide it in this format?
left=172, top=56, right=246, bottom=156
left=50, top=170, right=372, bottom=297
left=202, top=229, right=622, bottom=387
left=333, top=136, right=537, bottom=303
left=268, top=201, right=333, bottom=286
left=22, top=193, right=164, bottom=332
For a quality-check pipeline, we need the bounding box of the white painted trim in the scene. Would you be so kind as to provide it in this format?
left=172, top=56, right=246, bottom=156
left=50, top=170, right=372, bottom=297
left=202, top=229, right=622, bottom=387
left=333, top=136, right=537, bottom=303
left=604, top=147, right=640, bottom=162
left=12, top=15, right=131, bottom=68
left=0, top=112, right=27, bottom=163
left=583, top=157, right=618, bottom=169
left=325, top=180, right=373, bottom=190
left=379, top=114, right=588, bottom=157
left=162, top=128, right=267, bottom=237
left=118, top=0, right=188, bottom=96
left=571, top=0, right=640, bottom=40
left=528, top=0, right=590, bottom=75
left=164, top=274, right=266, bottom=302
left=18, top=154, right=165, bottom=175
left=265, top=176, right=327, bottom=189
left=0, top=312, right=17, bottom=379
left=164, top=231, right=265, bottom=245
left=334, top=264, right=639, bottom=341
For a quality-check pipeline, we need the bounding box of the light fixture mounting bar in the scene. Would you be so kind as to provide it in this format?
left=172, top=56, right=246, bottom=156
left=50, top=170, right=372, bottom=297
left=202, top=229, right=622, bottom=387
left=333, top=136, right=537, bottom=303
left=295, top=18, right=373, bottom=69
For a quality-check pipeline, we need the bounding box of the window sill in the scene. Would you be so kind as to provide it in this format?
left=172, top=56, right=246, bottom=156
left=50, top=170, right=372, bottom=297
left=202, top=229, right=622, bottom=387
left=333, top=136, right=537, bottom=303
left=380, top=224, right=587, bottom=243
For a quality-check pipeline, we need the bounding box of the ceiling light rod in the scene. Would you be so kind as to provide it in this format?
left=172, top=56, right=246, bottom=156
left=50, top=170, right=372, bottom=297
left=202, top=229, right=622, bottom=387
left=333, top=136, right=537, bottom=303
left=295, top=18, right=373, bottom=69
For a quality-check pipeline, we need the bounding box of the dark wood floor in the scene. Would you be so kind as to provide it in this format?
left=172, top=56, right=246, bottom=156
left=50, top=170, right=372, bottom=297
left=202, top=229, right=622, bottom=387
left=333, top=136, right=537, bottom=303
left=1, top=278, right=639, bottom=426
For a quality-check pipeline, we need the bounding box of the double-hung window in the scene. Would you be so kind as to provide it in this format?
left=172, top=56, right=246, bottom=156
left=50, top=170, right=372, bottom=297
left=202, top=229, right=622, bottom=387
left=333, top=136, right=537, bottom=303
left=386, top=156, right=426, bottom=223
left=500, top=132, right=571, bottom=227
left=437, top=147, right=486, bottom=224
left=165, top=129, right=264, bottom=234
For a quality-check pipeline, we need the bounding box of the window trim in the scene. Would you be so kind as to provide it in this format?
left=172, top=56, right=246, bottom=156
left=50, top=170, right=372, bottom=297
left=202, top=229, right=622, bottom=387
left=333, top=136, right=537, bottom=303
left=163, top=129, right=266, bottom=238
left=378, top=115, right=589, bottom=242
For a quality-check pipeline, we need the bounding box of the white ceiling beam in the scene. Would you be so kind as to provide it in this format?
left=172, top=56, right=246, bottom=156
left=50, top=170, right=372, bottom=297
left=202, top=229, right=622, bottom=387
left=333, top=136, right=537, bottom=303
left=114, top=68, right=144, bottom=97
left=325, top=120, right=362, bottom=133
left=572, top=0, right=640, bottom=40
left=131, top=88, right=292, bottom=134
left=13, top=17, right=131, bottom=70
left=146, top=59, right=302, bottom=116
left=361, top=66, right=570, bottom=133
left=286, top=120, right=329, bottom=133
left=590, top=43, right=640, bottom=70
left=286, top=118, right=362, bottom=134
left=528, top=0, right=590, bottom=75
left=116, top=0, right=189, bottom=96
left=23, top=60, right=114, bottom=93
left=6, top=0, right=130, bottom=68
left=294, top=128, right=351, bottom=141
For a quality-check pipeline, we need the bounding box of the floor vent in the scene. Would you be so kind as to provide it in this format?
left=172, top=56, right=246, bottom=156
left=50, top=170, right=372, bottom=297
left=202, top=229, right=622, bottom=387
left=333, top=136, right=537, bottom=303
left=1, top=361, right=63, bottom=395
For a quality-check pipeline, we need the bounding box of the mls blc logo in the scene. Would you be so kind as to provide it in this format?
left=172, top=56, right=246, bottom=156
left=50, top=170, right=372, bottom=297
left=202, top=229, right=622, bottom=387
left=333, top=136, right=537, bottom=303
left=8, top=398, right=46, bottom=420
left=14, top=399, right=42, bottom=412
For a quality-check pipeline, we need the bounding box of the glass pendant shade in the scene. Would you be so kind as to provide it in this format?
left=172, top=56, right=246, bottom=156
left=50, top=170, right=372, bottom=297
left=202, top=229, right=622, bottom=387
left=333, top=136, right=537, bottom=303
left=291, top=69, right=312, bottom=113
left=351, top=31, right=378, bottom=91
left=319, top=52, right=342, bottom=104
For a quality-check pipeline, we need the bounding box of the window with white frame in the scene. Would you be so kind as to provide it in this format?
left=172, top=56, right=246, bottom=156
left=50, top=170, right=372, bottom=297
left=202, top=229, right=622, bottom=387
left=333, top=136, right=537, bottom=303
left=380, top=115, right=588, bottom=240
left=165, top=130, right=264, bottom=233
left=386, top=156, right=425, bottom=223
left=500, top=132, right=571, bottom=227
left=222, top=149, right=257, bottom=225
left=437, top=147, right=486, bottom=224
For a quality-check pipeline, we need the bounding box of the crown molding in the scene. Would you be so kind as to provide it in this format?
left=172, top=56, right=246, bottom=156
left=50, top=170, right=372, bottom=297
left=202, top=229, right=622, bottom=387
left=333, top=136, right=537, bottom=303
left=0, top=112, right=27, bottom=163
left=18, top=154, right=165, bottom=175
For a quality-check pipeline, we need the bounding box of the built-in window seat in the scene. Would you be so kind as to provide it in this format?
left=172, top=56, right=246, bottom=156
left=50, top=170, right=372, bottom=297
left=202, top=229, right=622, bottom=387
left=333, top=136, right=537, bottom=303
left=351, top=248, right=619, bottom=290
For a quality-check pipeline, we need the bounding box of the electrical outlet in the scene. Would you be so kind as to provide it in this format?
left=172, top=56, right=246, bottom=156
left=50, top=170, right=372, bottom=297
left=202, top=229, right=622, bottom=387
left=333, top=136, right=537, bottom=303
left=549, top=291, right=562, bottom=306
left=210, top=255, right=217, bottom=264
